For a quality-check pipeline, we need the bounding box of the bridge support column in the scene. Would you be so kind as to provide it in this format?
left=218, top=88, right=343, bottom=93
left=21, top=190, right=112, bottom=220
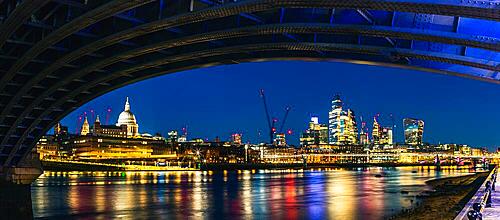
left=0, top=156, right=43, bottom=219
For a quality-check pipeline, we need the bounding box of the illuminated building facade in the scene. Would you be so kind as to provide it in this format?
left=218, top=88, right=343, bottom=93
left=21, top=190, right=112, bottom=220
left=403, top=118, right=424, bottom=145
left=116, top=97, right=139, bottom=137
left=328, top=95, right=343, bottom=144
left=167, top=130, right=178, bottom=143
left=372, top=117, right=381, bottom=144
left=359, top=121, right=369, bottom=145
left=343, top=109, right=358, bottom=145
left=93, top=115, right=127, bottom=138
left=71, top=135, right=172, bottom=160
left=231, top=133, right=242, bottom=145
left=379, top=127, right=393, bottom=145
left=328, top=95, right=358, bottom=145
left=300, top=116, right=328, bottom=146
left=80, top=116, right=90, bottom=136
left=178, top=135, right=187, bottom=143
left=54, top=122, right=68, bottom=136
left=273, top=133, right=286, bottom=147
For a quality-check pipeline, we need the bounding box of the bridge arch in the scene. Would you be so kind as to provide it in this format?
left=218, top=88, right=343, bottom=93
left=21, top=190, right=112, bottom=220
left=0, top=0, right=498, bottom=167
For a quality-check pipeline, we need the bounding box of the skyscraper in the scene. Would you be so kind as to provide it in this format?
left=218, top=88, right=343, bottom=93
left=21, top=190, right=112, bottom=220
left=328, top=95, right=343, bottom=144
left=403, top=118, right=424, bottom=145
left=372, top=117, right=381, bottom=144
left=300, top=116, right=328, bottom=146
left=379, top=127, right=393, bottom=145
left=359, top=120, right=369, bottom=145
left=344, top=109, right=358, bottom=144
left=328, top=95, right=358, bottom=145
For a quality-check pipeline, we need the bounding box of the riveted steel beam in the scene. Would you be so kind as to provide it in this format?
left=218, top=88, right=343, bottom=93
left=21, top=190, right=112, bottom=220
left=0, top=0, right=154, bottom=140
left=0, top=0, right=153, bottom=92
left=0, top=0, right=48, bottom=50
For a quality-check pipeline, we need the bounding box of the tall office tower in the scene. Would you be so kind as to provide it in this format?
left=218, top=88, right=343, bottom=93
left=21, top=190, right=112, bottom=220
left=403, top=118, right=424, bottom=145
left=344, top=109, right=358, bottom=144
left=300, top=116, right=329, bottom=146
left=328, top=95, right=343, bottom=144
left=380, top=127, right=393, bottom=145
left=372, top=117, right=381, bottom=144
left=359, top=121, right=369, bottom=145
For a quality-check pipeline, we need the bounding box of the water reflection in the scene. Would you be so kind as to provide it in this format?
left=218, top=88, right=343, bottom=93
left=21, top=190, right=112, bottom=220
left=32, top=166, right=479, bottom=219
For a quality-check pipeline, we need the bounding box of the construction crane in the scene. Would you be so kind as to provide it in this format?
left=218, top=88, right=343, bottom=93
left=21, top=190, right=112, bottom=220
left=259, top=89, right=291, bottom=145
left=279, top=106, right=291, bottom=133
left=259, top=89, right=274, bottom=144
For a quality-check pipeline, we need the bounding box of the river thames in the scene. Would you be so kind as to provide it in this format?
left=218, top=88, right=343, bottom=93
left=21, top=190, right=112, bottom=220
left=31, top=166, right=477, bottom=219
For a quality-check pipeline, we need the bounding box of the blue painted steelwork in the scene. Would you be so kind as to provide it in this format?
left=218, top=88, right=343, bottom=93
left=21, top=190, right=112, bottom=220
left=0, top=0, right=497, bottom=166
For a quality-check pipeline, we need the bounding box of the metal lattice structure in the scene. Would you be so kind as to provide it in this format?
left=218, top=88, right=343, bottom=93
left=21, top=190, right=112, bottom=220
left=0, top=0, right=498, bottom=166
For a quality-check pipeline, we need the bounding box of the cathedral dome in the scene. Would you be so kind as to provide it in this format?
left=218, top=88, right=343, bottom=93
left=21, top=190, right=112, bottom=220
left=116, top=97, right=137, bottom=126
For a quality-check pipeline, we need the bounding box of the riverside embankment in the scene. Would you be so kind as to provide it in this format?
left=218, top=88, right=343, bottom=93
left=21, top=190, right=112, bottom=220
left=391, top=170, right=490, bottom=219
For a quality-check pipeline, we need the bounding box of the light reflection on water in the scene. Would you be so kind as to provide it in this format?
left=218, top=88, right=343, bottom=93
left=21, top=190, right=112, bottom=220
left=31, top=166, right=478, bottom=219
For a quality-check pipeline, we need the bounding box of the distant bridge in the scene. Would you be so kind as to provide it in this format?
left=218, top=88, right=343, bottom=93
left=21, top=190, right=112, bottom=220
left=0, top=0, right=498, bottom=170
left=263, top=153, right=498, bottom=159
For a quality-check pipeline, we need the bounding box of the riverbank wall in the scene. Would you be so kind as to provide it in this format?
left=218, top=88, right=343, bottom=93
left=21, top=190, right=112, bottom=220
left=41, top=160, right=488, bottom=172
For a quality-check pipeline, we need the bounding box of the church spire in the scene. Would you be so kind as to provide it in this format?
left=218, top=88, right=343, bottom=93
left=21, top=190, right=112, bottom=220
left=124, top=97, right=130, bottom=111
left=95, top=115, right=100, bottom=123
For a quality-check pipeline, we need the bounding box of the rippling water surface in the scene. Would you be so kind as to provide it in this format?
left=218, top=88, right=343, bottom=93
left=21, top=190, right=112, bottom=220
left=31, top=167, right=477, bottom=219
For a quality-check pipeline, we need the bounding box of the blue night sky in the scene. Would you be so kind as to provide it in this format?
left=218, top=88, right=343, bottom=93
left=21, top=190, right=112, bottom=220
left=58, top=61, right=500, bottom=149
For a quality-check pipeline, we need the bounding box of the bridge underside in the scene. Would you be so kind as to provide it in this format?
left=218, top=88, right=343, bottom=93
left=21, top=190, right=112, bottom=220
left=0, top=0, right=498, bottom=167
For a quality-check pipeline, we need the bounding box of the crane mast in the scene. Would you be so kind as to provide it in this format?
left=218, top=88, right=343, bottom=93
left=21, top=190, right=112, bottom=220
left=259, top=89, right=291, bottom=145
left=259, top=89, right=274, bottom=144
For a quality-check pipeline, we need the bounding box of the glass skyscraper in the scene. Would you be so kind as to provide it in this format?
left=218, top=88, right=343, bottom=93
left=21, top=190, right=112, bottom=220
left=328, top=95, right=358, bottom=145
left=403, top=118, right=424, bottom=145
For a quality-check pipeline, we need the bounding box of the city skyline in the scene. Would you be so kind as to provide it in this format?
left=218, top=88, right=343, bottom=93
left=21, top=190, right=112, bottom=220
left=56, top=61, right=500, bottom=149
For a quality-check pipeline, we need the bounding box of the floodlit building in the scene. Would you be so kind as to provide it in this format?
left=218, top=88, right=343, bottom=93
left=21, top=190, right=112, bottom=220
left=300, top=116, right=329, bottom=146
left=167, top=130, right=178, bottom=144
left=93, top=115, right=127, bottom=138
left=274, top=133, right=287, bottom=147
left=80, top=116, right=90, bottom=136
left=328, top=95, right=343, bottom=144
left=231, top=133, right=242, bottom=145
left=54, top=122, right=68, bottom=136
left=380, top=127, right=393, bottom=145
left=116, top=97, right=139, bottom=137
left=328, top=95, right=358, bottom=145
left=403, top=118, right=424, bottom=145
left=372, top=117, right=381, bottom=144
left=359, top=121, right=369, bottom=145
left=343, top=109, right=358, bottom=145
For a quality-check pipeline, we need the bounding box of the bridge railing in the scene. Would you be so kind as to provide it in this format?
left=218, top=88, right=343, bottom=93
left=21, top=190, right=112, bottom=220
left=454, top=166, right=497, bottom=220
